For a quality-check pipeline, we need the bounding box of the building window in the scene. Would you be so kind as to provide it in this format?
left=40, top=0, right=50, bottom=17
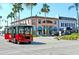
left=54, top=21, right=56, bottom=24
left=20, top=21, right=23, bottom=24
left=64, top=23, right=66, bottom=27
left=28, top=20, right=29, bottom=24
left=67, top=23, right=69, bottom=27
left=43, top=20, right=52, bottom=23
left=38, top=19, right=41, bottom=24
left=61, top=23, right=64, bottom=27
left=65, top=23, right=68, bottom=27
left=73, top=24, right=75, bottom=27
left=43, top=20, right=45, bottom=23
left=69, top=23, right=70, bottom=27
left=66, top=23, right=68, bottom=27
left=32, top=19, right=36, bottom=25
left=47, top=20, right=52, bottom=23
left=71, top=23, right=75, bottom=27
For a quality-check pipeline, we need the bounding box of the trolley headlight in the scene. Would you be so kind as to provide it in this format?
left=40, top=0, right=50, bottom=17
left=9, top=35, right=12, bottom=38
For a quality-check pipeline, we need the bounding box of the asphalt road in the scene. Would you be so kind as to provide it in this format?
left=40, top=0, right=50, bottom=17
left=0, top=36, right=79, bottom=55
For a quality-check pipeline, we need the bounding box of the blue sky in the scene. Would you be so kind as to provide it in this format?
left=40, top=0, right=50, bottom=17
left=0, top=3, right=77, bottom=26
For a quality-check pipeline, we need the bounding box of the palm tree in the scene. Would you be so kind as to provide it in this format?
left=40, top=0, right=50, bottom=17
left=16, top=3, right=24, bottom=20
left=41, top=3, right=50, bottom=18
left=24, top=3, right=37, bottom=17
left=12, top=3, right=24, bottom=21
left=24, top=3, right=37, bottom=35
left=68, top=3, right=79, bottom=32
left=12, top=3, right=18, bottom=21
left=41, top=3, right=50, bottom=35
left=7, top=12, right=14, bottom=25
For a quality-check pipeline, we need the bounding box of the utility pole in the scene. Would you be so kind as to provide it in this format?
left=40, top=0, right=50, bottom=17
left=76, top=10, right=79, bottom=33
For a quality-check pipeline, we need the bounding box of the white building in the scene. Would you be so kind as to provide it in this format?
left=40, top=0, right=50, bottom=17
left=56, top=16, right=77, bottom=31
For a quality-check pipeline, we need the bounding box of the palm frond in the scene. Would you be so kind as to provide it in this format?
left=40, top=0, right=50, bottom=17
left=24, top=3, right=37, bottom=8
left=41, top=3, right=50, bottom=13
left=0, top=4, right=2, bottom=9
left=7, top=12, right=14, bottom=19
left=68, top=5, right=74, bottom=10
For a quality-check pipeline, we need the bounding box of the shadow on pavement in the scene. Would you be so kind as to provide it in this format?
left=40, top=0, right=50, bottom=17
left=20, top=41, right=46, bottom=45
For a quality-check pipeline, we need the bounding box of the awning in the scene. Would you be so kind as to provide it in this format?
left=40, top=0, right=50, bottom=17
left=49, top=27, right=57, bottom=31
left=38, top=26, right=42, bottom=30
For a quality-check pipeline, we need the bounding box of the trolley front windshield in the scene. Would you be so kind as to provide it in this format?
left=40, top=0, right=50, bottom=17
left=18, top=26, right=32, bottom=34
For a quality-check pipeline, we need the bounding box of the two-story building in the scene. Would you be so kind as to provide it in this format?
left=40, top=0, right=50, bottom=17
left=56, top=16, right=77, bottom=31
left=11, top=16, right=77, bottom=36
left=11, top=16, right=58, bottom=36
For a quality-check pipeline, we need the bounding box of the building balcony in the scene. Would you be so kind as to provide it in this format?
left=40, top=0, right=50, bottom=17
left=42, top=23, right=56, bottom=26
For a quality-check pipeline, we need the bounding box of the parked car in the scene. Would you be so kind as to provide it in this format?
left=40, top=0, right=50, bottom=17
left=51, top=31, right=59, bottom=36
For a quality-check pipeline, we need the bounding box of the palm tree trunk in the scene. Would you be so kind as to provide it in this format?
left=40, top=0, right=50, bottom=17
left=6, top=21, right=8, bottom=26
left=76, top=8, right=79, bottom=32
left=31, top=4, right=32, bottom=17
left=11, top=18, right=12, bottom=26
left=45, top=13, right=46, bottom=35
left=18, top=11, right=20, bottom=20
left=14, top=13, right=16, bottom=25
left=19, top=12, right=20, bottom=20
left=36, top=16, right=38, bottom=36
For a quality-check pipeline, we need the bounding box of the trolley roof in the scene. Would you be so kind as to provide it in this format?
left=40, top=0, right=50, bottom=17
left=5, top=24, right=33, bottom=29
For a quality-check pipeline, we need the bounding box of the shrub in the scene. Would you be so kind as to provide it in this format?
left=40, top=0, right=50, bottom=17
left=56, top=33, right=79, bottom=40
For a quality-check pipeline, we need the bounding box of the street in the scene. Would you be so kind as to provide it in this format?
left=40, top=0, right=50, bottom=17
left=0, top=36, right=79, bottom=55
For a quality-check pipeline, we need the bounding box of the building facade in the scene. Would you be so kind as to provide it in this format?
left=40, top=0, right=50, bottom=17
left=56, top=16, right=77, bottom=31
left=11, top=16, right=77, bottom=36
left=11, top=16, right=58, bottom=36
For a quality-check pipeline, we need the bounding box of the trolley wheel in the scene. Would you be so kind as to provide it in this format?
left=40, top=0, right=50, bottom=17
left=28, top=42, right=31, bottom=44
left=9, top=40, right=11, bottom=42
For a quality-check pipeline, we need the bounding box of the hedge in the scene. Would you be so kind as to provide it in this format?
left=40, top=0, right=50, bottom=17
left=56, top=33, right=79, bottom=40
